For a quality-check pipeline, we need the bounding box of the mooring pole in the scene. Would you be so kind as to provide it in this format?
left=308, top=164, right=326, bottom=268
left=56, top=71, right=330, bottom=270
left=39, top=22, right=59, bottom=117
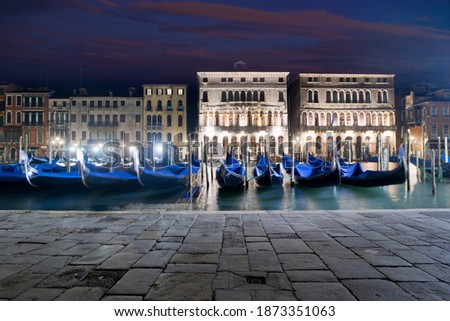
left=445, top=136, right=449, bottom=164
left=406, top=131, right=410, bottom=192
left=245, top=135, right=249, bottom=189
left=416, top=140, right=420, bottom=180
left=188, top=134, right=192, bottom=201
left=438, top=136, right=442, bottom=182
left=290, top=135, right=295, bottom=187
left=431, top=149, right=436, bottom=195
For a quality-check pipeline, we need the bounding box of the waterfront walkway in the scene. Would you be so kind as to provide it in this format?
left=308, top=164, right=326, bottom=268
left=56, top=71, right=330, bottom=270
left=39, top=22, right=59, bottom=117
left=0, top=208, right=449, bottom=301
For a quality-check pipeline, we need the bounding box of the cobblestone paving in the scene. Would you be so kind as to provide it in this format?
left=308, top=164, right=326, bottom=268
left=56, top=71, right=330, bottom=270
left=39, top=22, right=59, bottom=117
left=0, top=209, right=449, bottom=301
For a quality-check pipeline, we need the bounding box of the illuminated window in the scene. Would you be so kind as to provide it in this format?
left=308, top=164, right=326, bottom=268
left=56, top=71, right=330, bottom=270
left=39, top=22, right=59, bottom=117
left=157, top=88, right=163, bottom=95
left=177, top=88, right=184, bottom=95
left=146, top=88, right=153, bottom=95
left=166, top=88, right=173, bottom=95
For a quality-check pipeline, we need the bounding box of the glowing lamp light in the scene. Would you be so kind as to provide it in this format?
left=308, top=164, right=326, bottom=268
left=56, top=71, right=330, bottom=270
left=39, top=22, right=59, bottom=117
left=155, top=144, right=163, bottom=154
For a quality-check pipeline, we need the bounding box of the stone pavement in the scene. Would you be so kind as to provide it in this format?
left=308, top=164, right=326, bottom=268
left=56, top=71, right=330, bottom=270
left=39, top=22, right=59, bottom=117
left=0, top=208, right=449, bottom=301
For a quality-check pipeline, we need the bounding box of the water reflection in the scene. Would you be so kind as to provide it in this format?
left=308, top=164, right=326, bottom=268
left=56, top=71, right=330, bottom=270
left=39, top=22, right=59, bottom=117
left=1, top=164, right=450, bottom=211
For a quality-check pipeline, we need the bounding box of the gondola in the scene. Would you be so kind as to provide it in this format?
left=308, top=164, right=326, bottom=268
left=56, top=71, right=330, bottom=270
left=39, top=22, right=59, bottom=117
left=282, top=154, right=340, bottom=187
left=340, top=145, right=407, bottom=187
left=78, top=150, right=140, bottom=190
left=216, top=153, right=246, bottom=188
left=0, top=153, right=49, bottom=187
left=24, top=157, right=83, bottom=189
left=253, top=154, right=283, bottom=187
left=136, top=157, right=201, bottom=192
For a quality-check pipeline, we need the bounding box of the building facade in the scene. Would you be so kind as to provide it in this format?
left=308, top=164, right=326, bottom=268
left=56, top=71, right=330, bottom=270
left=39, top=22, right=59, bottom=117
left=48, top=96, right=70, bottom=158
left=404, top=88, right=450, bottom=155
left=68, top=93, right=143, bottom=152
left=142, top=84, right=187, bottom=145
left=1, top=87, right=49, bottom=162
left=197, top=71, right=289, bottom=158
left=289, top=73, right=397, bottom=160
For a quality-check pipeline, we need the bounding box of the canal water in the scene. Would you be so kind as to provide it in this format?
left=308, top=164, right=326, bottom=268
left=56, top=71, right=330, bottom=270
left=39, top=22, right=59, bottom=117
left=0, top=164, right=448, bottom=211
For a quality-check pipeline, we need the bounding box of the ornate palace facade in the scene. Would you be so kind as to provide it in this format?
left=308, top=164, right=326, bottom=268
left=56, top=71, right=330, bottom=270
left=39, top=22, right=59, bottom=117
left=289, top=73, right=397, bottom=160
left=197, top=71, right=289, bottom=157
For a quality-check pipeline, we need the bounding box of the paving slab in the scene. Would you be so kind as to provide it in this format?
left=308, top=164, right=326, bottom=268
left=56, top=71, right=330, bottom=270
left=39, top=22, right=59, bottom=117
left=108, top=268, right=162, bottom=295
left=293, top=282, right=356, bottom=301
left=342, top=279, right=414, bottom=300
left=144, top=273, right=214, bottom=300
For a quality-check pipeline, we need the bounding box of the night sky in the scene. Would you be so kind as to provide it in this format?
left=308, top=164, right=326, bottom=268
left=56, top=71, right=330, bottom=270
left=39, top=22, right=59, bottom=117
left=1, top=0, right=449, bottom=93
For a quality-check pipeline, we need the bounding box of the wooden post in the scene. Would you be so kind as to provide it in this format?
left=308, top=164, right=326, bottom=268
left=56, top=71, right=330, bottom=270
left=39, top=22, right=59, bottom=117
left=445, top=136, right=448, bottom=164
left=406, top=131, right=410, bottom=192
left=188, top=134, right=192, bottom=201
left=438, top=136, right=442, bottom=182
left=291, top=135, right=295, bottom=187
left=416, top=140, right=420, bottom=180
left=431, top=149, right=436, bottom=195
left=245, top=135, right=249, bottom=189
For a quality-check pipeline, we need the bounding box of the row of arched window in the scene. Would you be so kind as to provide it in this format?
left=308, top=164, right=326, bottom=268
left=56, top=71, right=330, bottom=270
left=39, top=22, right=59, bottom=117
left=146, top=100, right=184, bottom=111
left=306, top=90, right=389, bottom=104
left=146, top=132, right=183, bottom=142
left=220, top=90, right=266, bottom=102
left=147, top=115, right=183, bottom=127
left=201, top=110, right=284, bottom=127
left=5, top=111, right=44, bottom=125
left=301, top=110, right=395, bottom=127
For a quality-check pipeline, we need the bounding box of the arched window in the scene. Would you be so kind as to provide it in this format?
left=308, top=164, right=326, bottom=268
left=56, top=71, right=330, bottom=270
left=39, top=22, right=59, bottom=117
left=253, top=91, right=258, bottom=101
left=152, top=115, right=156, bottom=126
left=260, top=91, right=265, bottom=102
left=313, top=90, right=319, bottom=103
left=167, top=115, right=172, bottom=127
left=6, top=112, right=11, bottom=124
left=177, top=100, right=183, bottom=110
left=359, top=91, right=364, bottom=103
left=346, top=91, right=351, bottom=103
left=146, top=101, right=152, bottom=111
left=221, top=91, right=227, bottom=102
left=241, top=91, right=246, bottom=101
left=332, top=91, right=338, bottom=103
left=167, top=133, right=172, bottom=142
left=157, top=115, right=162, bottom=126
left=146, top=132, right=151, bottom=142
left=228, top=91, right=233, bottom=102
left=177, top=133, right=183, bottom=142
left=365, top=91, right=371, bottom=103
left=167, top=100, right=172, bottom=110
left=247, top=91, right=252, bottom=102
left=147, top=115, right=151, bottom=125
left=377, top=91, right=382, bottom=103
left=383, top=91, right=388, bottom=103
left=339, top=91, right=345, bottom=103
left=301, top=112, right=307, bottom=125
left=307, top=90, right=313, bottom=103
left=157, top=100, right=162, bottom=110
left=352, top=91, right=357, bottom=103
left=16, top=112, right=21, bottom=124
left=234, top=91, right=239, bottom=101
left=326, top=91, right=331, bottom=103
left=178, top=115, right=183, bottom=126
left=202, top=91, right=209, bottom=102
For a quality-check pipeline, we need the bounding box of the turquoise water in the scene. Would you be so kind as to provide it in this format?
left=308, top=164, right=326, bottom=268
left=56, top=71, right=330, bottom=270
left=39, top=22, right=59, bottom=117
left=0, top=164, right=448, bottom=211
left=195, top=165, right=450, bottom=211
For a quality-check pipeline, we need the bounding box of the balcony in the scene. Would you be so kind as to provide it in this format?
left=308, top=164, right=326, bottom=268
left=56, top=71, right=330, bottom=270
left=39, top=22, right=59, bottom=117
left=302, top=125, right=397, bottom=132
left=146, top=125, right=164, bottom=131
left=203, top=125, right=287, bottom=134
left=88, top=121, right=119, bottom=127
